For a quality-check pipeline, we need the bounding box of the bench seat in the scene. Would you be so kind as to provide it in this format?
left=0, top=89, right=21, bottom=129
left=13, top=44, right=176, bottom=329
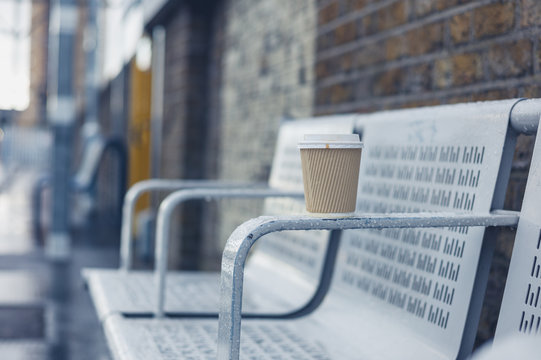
left=84, top=251, right=316, bottom=320
left=104, top=301, right=450, bottom=360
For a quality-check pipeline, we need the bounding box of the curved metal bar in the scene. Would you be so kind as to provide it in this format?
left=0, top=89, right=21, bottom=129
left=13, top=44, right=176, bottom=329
left=153, top=188, right=305, bottom=317
left=509, top=98, right=541, bottom=135
left=119, top=179, right=266, bottom=271
left=216, top=210, right=520, bottom=360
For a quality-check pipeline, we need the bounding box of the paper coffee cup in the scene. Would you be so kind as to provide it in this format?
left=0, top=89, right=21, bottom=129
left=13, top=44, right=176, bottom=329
left=298, top=134, right=363, bottom=213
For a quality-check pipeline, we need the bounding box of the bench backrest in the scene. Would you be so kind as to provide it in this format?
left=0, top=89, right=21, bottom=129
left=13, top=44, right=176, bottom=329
left=326, top=100, right=521, bottom=359
left=495, top=121, right=541, bottom=340
left=245, top=116, right=356, bottom=305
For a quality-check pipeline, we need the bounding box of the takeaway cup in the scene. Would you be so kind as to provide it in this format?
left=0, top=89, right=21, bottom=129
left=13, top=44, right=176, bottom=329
left=298, top=134, right=363, bottom=214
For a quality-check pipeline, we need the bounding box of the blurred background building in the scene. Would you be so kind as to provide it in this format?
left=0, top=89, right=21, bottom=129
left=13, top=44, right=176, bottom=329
left=0, top=0, right=538, bottom=355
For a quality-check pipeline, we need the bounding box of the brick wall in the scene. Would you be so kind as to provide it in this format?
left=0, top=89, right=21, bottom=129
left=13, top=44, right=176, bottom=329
left=215, top=0, right=316, bottom=250
left=199, top=0, right=227, bottom=270
left=160, top=2, right=214, bottom=269
left=315, top=0, right=537, bottom=346
left=316, top=0, right=541, bottom=111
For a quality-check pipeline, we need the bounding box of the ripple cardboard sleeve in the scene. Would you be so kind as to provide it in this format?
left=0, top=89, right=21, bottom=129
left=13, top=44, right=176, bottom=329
left=298, top=134, right=363, bottom=213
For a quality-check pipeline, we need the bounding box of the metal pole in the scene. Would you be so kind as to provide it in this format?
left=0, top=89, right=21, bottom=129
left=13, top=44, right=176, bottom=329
left=509, top=98, right=541, bottom=135
left=46, top=0, right=77, bottom=260
left=82, top=0, right=100, bottom=139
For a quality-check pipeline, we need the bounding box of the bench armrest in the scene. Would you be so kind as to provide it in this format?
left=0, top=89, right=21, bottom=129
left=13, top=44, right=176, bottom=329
left=216, top=210, right=520, bottom=360
left=153, top=187, right=305, bottom=317
left=120, top=179, right=267, bottom=270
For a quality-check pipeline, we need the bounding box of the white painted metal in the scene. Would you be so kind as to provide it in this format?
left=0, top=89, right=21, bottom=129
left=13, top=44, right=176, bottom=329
left=101, top=210, right=518, bottom=360
left=98, top=100, right=530, bottom=360
left=119, top=179, right=268, bottom=271
left=495, top=117, right=541, bottom=340
left=339, top=102, right=515, bottom=358
left=217, top=212, right=519, bottom=360
left=153, top=188, right=305, bottom=317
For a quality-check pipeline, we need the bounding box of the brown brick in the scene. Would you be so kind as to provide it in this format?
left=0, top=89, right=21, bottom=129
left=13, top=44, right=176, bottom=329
left=354, top=105, right=379, bottom=114
left=356, top=43, right=385, bottom=68
left=316, top=61, right=330, bottom=79
left=407, top=22, right=443, bottom=56
left=474, top=3, right=514, bottom=39
left=450, top=12, right=471, bottom=44
left=521, top=0, right=541, bottom=27
left=317, top=33, right=333, bottom=51
left=453, top=53, right=483, bottom=85
left=356, top=75, right=373, bottom=98
left=434, top=58, right=453, bottom=89
left=329, top=83, right=354, bottom=103
left=522, top=85, right=541, bottom=98
left=334, top=21, right=357, bottom=45
left=447, top=94, right=472, bottom=104
left=385, top=35, right=407, bottom=61
left=374, top=68, right=404, bottom=96
left=341, top=52, right=355, bottom=72
left=487, top=39, right=532, bottom=79
left=415, top=0, right=437, bottom=17
left=471, top=88, right=518, bottom=102
left=436, top=0, right=460, bottom=11
left=316, top=88, right=330, bottom=105
left=318, top=2, right=339, bottom=25
left=403, top=64, right=432, bottom=93
left=537, top=38, right=541, bottom=71
left=378, top=2, right=408, bottom=31
left=345, top=0, right=368, bottom=11
left=362, top=13, right=379, bottom=36
left=513, top=134, right=536, bottom=171
left=402, top=99, right=441, bottom=109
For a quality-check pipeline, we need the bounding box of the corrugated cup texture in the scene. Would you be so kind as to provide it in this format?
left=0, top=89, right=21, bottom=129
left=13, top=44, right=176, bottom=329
left=300, top=148, right=362, bottom=213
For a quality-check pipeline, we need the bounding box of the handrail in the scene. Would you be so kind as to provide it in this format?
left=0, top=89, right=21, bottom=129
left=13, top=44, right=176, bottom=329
left=152, top=188, right=305, bottom=317
left=119, top=180, right=268, bottom=270
left=216, top=210, right=521, bottom=360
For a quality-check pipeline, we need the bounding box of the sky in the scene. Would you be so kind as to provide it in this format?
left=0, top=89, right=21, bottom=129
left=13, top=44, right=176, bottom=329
left=0, top=0, right=30, bottom=111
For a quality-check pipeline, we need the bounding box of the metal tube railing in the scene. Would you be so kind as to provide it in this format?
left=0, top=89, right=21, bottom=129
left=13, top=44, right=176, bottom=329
left=153, top=188, right=305, bottom=317
left=510, top=98, right=541, bottom=135
left=216, top=210, right=521, bottom=360
left=119, top=180, right=267, bottom=271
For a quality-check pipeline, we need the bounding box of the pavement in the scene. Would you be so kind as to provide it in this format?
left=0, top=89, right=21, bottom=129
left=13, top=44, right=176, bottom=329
left=0, top=170, right=117, bottom=360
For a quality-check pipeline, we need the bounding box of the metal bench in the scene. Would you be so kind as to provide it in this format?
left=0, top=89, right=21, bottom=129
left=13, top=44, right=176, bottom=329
left=495, top=102, right=541, bottom=341
left=83, top=116, right=356, bottom=320
left=99, top=99, right=541, bottom=359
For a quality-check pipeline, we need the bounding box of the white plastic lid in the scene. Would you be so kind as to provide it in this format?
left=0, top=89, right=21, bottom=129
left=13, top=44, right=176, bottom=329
left=298, top=134, right=363, bottom=149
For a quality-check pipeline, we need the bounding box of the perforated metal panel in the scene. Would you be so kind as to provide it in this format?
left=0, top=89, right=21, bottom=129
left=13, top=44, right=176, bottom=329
left=333, top=101, right=514, bottom=358
left=495, top=122, right=541, bottom=340
left=85, top=266, right=316, bottom=320
left=104, top=310, right=449, bottom=359
left=105, top=316, right=334, bottom=360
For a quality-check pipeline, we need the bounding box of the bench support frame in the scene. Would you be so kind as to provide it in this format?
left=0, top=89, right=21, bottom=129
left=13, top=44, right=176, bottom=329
left=216, top=211, right=520, bottom=360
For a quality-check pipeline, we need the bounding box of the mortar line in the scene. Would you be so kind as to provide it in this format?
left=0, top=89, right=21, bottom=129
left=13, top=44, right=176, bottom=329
left=315, top=74, right=541, bottom=113
left=316, top=27, right=541, bottom=89
left=317, top=0, right=498, bottom=62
